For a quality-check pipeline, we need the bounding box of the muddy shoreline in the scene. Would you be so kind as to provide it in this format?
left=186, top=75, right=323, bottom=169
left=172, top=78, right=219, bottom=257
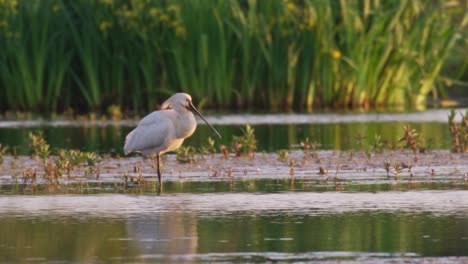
left=1, top=150, right=467, bottom=188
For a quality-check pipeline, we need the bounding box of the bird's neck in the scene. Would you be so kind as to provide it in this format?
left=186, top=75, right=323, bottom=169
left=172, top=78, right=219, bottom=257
left=176, top=111, right=196, bottom=139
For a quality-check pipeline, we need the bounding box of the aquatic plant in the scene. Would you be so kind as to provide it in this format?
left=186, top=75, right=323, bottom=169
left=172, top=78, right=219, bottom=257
left=300, top=138, right=311, bottom=158
left=277, top=149, right=289, bottom=162
left=232, top=124, right=257, bottom=157
left=384, top=160, right=391, bottom=177
left=23, top=167, right=37, bottom=184
left=399, top=125, right=421, bottom=160
left=448, top=109, right=468, bottom=153
left=0, top=144, right=8, bottom=165
left=393, top=162, right=402, bottom=179
left=27, top=131, right=103, bottom=180
left=318, top=167, right=328, bottom=176
left=55, top=149, right=102, bottom=179
left=29, top=131, right=50, bottom=163
left=199, top=136, right=217, bottom=157
left=368, top=134, right=384, bottom=154
left=176, top=146, right=197, bottom=163
left=220, top=145, right=230, bottom=160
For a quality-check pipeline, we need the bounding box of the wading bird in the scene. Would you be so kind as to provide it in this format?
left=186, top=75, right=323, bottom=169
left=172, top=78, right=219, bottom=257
left=124, top=93, right=221, bottom=187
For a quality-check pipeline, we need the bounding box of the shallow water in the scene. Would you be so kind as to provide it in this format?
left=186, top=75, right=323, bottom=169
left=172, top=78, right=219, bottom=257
left=0, top=109, right=464, bottom=154
left=1, top=182, right=468, bottom=263
left=1, top=111, right=467, bottom=263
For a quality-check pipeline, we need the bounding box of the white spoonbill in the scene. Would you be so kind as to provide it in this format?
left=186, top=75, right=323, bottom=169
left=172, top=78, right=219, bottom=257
left=124, top=93, right=221, bottom=186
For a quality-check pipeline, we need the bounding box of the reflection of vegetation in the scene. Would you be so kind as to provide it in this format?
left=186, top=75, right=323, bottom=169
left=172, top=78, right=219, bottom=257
left=0, top=1, right=465, bottom=113
left=197, top=211, right=467, bottom=256
left=0, top=216, right=132, bottom=262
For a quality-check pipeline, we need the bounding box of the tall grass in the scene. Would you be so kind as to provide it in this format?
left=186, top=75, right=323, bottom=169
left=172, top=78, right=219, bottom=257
left=0, top=0, right=465, bottom=114
left=0, top=1, right=71, bottom=112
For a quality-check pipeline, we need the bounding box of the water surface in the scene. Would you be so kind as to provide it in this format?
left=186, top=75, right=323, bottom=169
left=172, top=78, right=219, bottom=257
left=0, top=110, right=463, bottom=154
left=1, top=185, right=468, bottom=263
left=1, top=111, right=466, bottom=263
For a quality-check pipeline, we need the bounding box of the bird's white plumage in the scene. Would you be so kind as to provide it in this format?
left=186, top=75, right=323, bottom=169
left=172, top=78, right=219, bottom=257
left=123, top=92, right=220, bottom=186
left=124, top=93, right=197, bottom=156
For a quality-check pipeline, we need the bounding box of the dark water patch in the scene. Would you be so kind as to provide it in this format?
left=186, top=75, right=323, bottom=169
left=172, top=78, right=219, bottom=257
left=0, top=121, right=453, bottom=154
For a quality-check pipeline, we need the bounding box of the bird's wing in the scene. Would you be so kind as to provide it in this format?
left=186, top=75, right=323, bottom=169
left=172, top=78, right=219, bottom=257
left=124, top=111, right=175, bottom=155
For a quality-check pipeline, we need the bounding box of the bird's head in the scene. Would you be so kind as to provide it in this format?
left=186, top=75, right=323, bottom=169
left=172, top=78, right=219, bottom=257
left=161, top=93, right=192, bottom=111
left=161, top=93, right=221, bottom=139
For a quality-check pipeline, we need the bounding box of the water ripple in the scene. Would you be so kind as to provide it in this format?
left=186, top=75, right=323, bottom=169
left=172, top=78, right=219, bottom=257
left=1, top=190, right=467, bottom=219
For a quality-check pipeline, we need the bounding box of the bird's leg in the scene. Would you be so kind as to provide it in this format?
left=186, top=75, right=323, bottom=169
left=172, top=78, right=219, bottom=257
left=156, top=153, right=162, bottom=186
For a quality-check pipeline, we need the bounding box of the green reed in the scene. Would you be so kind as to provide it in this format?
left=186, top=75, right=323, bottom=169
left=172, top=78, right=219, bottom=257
left=0, top=1, right=71, bottom=112
left=0, top=0, right=465, bottom=113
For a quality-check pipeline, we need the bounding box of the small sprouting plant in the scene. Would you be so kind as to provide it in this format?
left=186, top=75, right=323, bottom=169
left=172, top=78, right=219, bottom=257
left=0, top=144, right=8, bottom=165
left=200, top=136, right=217, bottom=156
left=393, top=162, right=402, bottom=179
left=399, top=125, right=420, bottom=160
left=300, top=137, right=311, bottom=158
left=55, top=149, right=101, bottom=178
left=311, top=140, right=320, bottom=159
left=220, top=145, right=230, bottom=159
left=82, top=151, right=102, bottom=178
left=232, top=124, right=257, bottom=157
left=355, top=132, right=366, bottom=152
left=176, top=146, right=197, bottom=163
left=318, top=167, right=328, bottom=176
left=417, top=134, right=433, bottom=153
left=448, top=109, right=460, bottom=152
left=82, top=151, right=101, bottom=167
left=383, top=160, right=391, bottom=177
left=277, top=149, right=289, bottom=162
left=55, top=150, right=71, bottom=177
left=29, top=131, right=51, bottom=164
left=448, top=109, right=468, bottom=153
left=368, top=134, right=384, bottom=154
left=10, top=159, right=17, bottom=169
left=23, top=168, right=37, bottom=184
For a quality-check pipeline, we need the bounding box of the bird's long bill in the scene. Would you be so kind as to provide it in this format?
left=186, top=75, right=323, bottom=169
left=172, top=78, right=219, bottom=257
left=189, top=102, right=222, bottom=139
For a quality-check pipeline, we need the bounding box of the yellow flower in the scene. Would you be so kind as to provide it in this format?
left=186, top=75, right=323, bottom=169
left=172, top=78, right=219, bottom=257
left=149, top=8, right=160, bottom=17
left=287, top=2, right=296, bottom=13
left=101, top=0, right=114, bottom=5
left=331, top=49, right=342, bottom=59
left=99, top=21, right=112, bottom=32
left=175, top=26, right=186, bottom=38
left=306, top=17, right=315, bottom=29
left=159, top=14, right=169, bottom=23
left=52, top=4, right=60, bottom=12
left=167, top=5, right=180, bottom=13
